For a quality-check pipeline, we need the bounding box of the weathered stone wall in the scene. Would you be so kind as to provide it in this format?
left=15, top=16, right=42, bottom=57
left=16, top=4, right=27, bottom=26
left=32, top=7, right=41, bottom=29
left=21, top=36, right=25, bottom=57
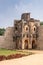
left=37, top=25, right=43, bottom=50
left=0, top=27, right=16, bottom=49
left=0, top=25, right=43, bottom=50
left=21, top=13, right=30, bottom=21
left=0, top=36, right=4, bottom=48
left=0, top=12, right=43, bottom=50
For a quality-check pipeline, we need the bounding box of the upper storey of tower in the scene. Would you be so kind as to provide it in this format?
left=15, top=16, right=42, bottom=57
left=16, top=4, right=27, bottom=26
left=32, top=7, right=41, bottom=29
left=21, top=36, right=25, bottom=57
left=21, top=13, right=30, bottom=21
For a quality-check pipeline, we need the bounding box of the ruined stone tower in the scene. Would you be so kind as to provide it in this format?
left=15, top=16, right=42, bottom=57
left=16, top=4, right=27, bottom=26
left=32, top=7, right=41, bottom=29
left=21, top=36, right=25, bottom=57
left=0, top=12, right=41, bottom=50
left=13, top=13, right=40, bottom=49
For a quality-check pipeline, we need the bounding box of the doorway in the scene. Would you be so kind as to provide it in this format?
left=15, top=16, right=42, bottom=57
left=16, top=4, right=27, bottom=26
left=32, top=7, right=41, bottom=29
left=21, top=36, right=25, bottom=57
left=24, top=40, right=28, bottom=49
left=32, top=40, right=36, bottom=49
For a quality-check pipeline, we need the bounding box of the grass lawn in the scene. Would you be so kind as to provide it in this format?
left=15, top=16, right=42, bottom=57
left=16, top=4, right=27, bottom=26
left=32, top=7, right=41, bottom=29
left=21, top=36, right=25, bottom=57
left=0, top=48, right=33, bottom=56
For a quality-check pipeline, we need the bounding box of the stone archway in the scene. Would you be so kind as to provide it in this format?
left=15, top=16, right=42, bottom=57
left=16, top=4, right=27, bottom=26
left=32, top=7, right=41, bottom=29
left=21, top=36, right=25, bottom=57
left=24, top=40, right=28, bottom=49
left=32, top=40, right=37, bottom=49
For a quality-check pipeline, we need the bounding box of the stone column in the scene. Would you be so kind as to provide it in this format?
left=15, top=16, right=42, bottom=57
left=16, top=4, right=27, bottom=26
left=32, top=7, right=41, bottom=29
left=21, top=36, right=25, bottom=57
left=22, top=41, right=24, bottom=49
left=29, top=35, right=32, bottom=49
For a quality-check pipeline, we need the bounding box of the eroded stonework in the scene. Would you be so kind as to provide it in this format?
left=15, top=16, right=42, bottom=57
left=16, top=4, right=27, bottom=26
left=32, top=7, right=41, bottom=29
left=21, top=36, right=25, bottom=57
left=13, top=13, right=40, bottom=49
left=1, top=13, right=43, bottom=50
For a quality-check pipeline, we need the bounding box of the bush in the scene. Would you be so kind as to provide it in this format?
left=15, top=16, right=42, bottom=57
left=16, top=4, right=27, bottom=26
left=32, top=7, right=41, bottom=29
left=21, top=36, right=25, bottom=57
left=40, top=22, right=43, bottom=25
left=0, top=28, right=5, bottom=35
left=6, top=54, right=25, bottom=60
left=0, top=54, right=26, bottom=61
left=0, top=55, right=6, bottom=61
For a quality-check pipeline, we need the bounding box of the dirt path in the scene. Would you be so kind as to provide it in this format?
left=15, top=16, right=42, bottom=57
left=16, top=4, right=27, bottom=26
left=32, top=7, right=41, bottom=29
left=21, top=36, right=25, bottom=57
left=0, top=50, right=43, bottom=65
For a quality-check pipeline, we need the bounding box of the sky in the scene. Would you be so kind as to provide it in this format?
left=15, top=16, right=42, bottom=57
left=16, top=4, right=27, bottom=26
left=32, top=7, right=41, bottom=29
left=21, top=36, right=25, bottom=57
left=0, top=0, right=43, bottom=28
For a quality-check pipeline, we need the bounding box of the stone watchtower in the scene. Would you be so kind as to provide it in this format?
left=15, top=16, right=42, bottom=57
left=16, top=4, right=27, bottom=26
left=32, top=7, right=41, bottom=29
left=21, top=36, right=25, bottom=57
left=14, top=13, right=40, bottom=49
left=21, top=13, right=31, bottom=49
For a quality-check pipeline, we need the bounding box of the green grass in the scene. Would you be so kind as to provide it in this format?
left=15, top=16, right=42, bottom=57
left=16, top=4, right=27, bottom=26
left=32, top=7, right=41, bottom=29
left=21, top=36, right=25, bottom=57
left=0, top=49, right=17, bottom=56
left=0, top=48, right=33, bottom=56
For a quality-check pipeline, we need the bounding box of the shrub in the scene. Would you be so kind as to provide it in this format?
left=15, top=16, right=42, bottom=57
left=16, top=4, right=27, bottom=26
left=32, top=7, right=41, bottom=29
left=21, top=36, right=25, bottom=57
left=6, top=54, right=25, bottom=60
left=0, top=54, right=26, bottom=61
left=0, top=28, right=5, bottom=35
left=0, top=55, right=6, bottom=61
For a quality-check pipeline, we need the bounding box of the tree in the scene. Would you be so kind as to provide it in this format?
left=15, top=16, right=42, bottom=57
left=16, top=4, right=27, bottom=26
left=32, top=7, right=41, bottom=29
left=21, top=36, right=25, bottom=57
left=40, top=22, right=43, bottom=25
left=0, top=28, right=5, bottom=35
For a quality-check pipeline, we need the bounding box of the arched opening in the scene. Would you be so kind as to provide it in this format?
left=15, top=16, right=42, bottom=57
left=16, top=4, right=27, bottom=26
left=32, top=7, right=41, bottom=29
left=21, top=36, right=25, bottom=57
left=32, top=40, right=37, bottom=49
left=34, top=28, right=36, bottom=31
left=24, top=40, right=28, bottom=49
left=25, top=25, right=29, bottom=32
left=26, top=27, right=28, bottom=30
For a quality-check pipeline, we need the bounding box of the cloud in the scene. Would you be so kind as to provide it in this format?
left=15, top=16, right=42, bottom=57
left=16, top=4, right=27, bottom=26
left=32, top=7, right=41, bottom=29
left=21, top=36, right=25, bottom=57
left=0, top=1, right=43, bottom=28
left=5, top=2, right=43, bottom=20
left=0, top=2, right=33, bottom=28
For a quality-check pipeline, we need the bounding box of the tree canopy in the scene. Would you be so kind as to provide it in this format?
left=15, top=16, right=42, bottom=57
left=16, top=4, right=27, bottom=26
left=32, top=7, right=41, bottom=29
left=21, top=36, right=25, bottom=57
left=0, top=28, right=5, bottom=35
left=40, top=22, right=43, bottom=25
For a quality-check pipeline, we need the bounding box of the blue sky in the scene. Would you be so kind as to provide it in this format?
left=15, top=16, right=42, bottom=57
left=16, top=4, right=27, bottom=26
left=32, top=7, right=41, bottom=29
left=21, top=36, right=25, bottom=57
left=0, top=0, right=43, bottom=28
